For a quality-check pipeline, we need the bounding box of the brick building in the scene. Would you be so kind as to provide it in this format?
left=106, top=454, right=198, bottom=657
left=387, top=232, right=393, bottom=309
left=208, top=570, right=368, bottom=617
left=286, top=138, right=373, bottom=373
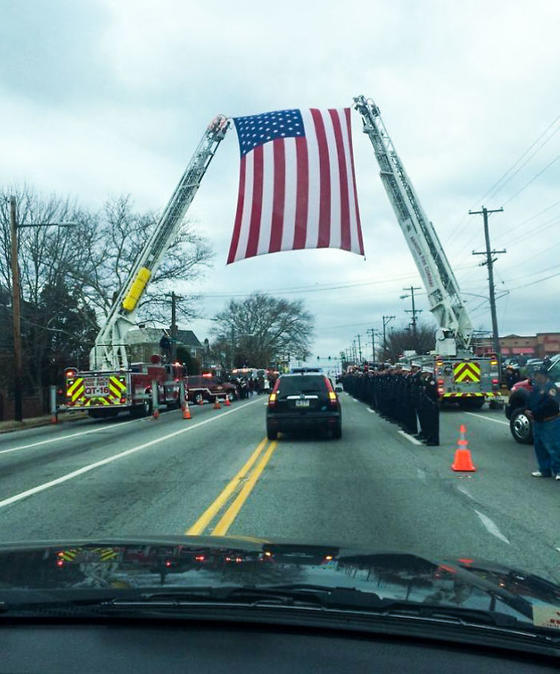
left=473, top=332, right=560, bottom=359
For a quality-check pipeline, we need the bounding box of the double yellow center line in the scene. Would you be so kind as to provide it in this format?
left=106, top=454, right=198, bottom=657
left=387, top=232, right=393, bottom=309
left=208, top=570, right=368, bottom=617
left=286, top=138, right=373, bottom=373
left=185, top=437, right=277, bottom=537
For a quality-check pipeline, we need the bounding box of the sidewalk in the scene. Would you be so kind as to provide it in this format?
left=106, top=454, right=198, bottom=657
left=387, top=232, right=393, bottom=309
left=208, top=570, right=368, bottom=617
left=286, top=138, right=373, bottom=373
left=0, top=411, right=88, bottom=435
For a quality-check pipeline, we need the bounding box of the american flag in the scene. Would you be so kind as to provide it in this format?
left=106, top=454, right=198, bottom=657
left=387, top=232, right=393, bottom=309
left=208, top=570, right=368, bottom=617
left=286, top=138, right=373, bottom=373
left=227, top=107, right=364, bottom=264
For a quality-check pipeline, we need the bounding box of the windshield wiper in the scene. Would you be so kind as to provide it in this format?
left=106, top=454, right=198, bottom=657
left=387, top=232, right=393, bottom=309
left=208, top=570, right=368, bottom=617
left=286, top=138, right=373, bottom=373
left=2, top=584, right=557, bottom=642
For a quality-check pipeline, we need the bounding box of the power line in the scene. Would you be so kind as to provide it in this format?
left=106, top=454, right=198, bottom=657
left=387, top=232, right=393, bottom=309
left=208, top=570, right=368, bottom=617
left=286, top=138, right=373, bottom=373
left=194, top=266, right=478, bottom=299
left=481, top=114, right=560, bottom=202
left=502, top=154, right=560, bottom=206
left=445, top=113, right=560, bottom=260
left=493, top=198, right=560, bottom=243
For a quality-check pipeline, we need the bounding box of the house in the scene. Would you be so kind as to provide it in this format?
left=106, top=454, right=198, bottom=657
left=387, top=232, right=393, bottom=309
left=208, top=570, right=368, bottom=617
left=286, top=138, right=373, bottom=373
left=126, top=327, right=205, bottom=363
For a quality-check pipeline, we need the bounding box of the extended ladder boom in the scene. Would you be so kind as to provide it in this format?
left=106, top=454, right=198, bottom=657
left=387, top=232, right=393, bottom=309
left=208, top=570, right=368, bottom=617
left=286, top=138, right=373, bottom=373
left=90, top=115, right=230, bottom=371
left=353, top=96, right=473, bottom=354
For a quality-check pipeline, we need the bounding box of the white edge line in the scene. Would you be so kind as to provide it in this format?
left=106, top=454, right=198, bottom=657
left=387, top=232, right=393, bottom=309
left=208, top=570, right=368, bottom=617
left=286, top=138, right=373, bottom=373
left=366, top=408, right=375, bottom=413
left=457, top=485, right=475, bottom=500
left=464, top=412, right=509, bottom=426
left=398, top=430, right=422, bottom=446
left=0, top=398, right=261, bottom=511
left=474, top=509, right=510, bottom=544
left=0, top=417, right=141, bottom=455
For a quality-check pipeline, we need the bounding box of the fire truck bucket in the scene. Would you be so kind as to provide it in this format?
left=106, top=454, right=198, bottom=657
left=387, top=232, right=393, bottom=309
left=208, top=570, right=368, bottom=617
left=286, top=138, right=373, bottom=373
left=451, top=424, right=476, bottom=472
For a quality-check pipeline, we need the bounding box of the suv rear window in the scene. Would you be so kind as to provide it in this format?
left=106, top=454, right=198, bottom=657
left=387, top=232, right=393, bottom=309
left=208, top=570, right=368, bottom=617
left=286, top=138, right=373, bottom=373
left=276, top=375, right=327, bottom=395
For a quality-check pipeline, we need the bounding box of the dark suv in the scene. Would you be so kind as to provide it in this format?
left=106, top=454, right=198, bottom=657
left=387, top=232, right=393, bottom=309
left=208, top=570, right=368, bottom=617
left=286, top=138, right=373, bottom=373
left=266, top=373, right=342, bottom=440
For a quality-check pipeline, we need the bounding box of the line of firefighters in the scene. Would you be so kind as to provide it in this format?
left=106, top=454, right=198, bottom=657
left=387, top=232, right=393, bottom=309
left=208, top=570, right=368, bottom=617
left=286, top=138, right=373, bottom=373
left=342, top=363, right=440, bottom=446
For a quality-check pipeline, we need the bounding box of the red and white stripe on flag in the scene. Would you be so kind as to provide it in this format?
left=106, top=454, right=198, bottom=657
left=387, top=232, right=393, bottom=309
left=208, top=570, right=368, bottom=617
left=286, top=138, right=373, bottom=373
left=227, top=107, right=364, bottom=264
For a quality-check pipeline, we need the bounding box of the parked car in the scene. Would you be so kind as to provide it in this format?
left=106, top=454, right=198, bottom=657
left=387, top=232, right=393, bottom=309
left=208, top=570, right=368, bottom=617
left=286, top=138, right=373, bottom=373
left=505, top=355, right=560, bottom=443
left=186, top=374, right=237, bottom=405
left=266, top=373, right=341, bottom=440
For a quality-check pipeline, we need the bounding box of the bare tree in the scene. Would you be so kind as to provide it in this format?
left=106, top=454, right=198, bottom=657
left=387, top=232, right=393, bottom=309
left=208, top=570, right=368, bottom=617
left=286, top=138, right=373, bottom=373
left=382, top=322, right=436, bottom=362
left=0, top=187, right=100, bottom=392
left=212, top=292, right=314, bottom=368
left=73, top=195, right=213, bottom=326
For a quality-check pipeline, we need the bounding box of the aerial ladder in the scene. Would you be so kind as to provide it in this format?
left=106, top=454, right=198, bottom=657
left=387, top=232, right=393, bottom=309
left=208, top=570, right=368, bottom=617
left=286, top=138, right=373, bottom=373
left=353, top=96, right=500, bottom=405
left=65, top=115, right=230, bottom=417
left=91, top=114, right=230, bottom=371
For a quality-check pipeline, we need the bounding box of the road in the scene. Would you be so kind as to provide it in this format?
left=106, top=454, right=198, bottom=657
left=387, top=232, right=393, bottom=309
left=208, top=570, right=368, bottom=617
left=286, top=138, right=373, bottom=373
left=0, top=394, right=558, bottom=582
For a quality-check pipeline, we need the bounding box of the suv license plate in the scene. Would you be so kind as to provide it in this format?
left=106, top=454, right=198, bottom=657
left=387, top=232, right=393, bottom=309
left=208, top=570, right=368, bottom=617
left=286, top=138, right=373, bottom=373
left=295, top=399, right=310, bottom=408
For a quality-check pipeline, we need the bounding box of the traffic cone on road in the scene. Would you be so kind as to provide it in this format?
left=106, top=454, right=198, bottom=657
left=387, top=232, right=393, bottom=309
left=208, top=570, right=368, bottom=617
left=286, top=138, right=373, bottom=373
left=224, top=397, right=231, bottom=407
left=213, top=398, right=221, bottom=410
left=182, top=402, right=191, bottom=420
left=451, top=424, right=476, bottom=472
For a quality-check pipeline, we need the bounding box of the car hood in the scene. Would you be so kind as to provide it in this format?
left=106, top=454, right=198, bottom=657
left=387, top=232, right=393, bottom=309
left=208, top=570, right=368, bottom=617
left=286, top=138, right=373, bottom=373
left=0, top=535, right=559, bottom=623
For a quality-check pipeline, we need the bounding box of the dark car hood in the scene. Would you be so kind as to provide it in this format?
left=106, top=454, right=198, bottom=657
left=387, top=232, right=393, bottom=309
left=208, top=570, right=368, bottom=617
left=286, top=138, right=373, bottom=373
left=0, top=535, right=559, bottom=625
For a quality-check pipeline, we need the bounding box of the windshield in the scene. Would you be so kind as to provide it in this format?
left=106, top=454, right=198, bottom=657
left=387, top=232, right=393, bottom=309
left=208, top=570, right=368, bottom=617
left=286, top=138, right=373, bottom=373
left=276, top=376, right=327, bottom=395
left=1, top=0, right=560, bottom=645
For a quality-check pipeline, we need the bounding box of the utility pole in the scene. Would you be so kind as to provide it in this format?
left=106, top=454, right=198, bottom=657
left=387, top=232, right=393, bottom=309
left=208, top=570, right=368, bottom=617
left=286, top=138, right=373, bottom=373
left=470, top=206, right=505, bottom=361
left=352, top=340, right=357, bottom=362
left=10, top=197, right=22, bottom=422
left=8, top=196, right=76, bottom=421
left=400, top=286, right=422, bottom=350
left=382, top=315, right=395, bottom=360
left=366, top=328, right=380, bottom=362
left=231, top=325, right=235, bottom=370
left=356, top=334, right=363, bottom=362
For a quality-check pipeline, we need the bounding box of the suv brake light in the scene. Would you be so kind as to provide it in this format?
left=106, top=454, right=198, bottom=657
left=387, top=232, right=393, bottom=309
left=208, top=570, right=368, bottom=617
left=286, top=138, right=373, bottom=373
left=324, top=377, right=337, bottom=406
left=268, top=392, right=277, bottom=407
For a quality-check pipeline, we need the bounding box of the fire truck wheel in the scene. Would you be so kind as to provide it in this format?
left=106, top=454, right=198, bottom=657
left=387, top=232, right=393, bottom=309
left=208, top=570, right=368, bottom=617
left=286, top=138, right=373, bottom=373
left=194, top=393, right=204, bottom=405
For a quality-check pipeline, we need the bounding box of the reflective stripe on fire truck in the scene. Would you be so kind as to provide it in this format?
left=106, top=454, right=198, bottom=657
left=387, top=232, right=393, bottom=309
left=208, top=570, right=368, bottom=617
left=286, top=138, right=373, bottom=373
left=67, top=377, right=85, bottom=402
left=453, top=362, right=481, bottom=383
left=441, top=392, right=485, bottom=398
left=108, top=376, right=127, bottom=402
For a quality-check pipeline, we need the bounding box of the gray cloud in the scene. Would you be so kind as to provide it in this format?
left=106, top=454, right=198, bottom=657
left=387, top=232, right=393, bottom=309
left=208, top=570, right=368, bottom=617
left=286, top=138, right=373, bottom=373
left=2, top=0, right=559, bottom=359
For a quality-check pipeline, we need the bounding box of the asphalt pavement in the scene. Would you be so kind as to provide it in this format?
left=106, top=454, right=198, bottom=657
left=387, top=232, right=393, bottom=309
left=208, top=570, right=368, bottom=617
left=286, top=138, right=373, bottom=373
left=0, top=394, right=558, bottom=583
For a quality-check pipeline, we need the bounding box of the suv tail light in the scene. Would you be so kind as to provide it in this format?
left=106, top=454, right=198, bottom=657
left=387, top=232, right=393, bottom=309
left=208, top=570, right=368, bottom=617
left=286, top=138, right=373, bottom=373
left=268, top=379, right=280, bottom=408
left=324, top=376, right=338, bottom=407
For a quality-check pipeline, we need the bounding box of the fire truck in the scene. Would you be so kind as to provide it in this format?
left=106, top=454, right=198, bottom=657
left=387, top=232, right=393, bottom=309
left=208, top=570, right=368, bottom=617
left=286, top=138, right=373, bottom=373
left=354, top=96, right=500, bottom=408
left=65, top=115, right=230, bottom=418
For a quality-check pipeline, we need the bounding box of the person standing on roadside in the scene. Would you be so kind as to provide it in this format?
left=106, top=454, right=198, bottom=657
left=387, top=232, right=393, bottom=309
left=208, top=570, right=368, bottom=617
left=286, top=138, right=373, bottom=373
left=526, top=366, right=560, bottom=480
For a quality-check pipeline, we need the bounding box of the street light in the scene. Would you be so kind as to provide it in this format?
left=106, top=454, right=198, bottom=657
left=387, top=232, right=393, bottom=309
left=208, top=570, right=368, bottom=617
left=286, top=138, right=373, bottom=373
left=9, top=196, right=76, bottom=422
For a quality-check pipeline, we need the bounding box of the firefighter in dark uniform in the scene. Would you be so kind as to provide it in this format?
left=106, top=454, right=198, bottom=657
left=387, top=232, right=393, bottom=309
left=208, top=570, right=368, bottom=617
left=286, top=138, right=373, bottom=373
left=400, top=365, right=417, bottom=435
left=526, top=366, right=560, bottom=479
left=421, top=366, right=439, bottom=446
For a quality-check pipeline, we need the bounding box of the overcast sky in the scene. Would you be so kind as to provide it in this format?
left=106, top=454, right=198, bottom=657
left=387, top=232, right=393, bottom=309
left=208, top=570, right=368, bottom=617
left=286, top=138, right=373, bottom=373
left=2, top=0, right=559, bottom=362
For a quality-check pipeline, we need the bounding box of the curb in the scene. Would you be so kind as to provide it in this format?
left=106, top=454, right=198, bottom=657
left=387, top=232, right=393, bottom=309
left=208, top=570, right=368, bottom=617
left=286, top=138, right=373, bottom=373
left=0, top=412, right=88, bottom=435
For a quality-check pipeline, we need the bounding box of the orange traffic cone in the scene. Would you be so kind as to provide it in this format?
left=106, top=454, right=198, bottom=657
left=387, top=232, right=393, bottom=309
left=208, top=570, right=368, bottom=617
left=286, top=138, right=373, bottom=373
left=452, top=424, right=476, bottom=472
left=224, top=397, right=231, bottom=407
left=182, top=403, right=191, bottom=420
left=213, top=398, right=221, bottom=410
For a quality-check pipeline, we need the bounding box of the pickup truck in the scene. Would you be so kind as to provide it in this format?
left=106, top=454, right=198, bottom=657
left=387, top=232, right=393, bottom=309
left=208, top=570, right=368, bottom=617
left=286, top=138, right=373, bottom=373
left=505, top=354, right=560, bottom=443
left=186, top=374, right=237, bottom=405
